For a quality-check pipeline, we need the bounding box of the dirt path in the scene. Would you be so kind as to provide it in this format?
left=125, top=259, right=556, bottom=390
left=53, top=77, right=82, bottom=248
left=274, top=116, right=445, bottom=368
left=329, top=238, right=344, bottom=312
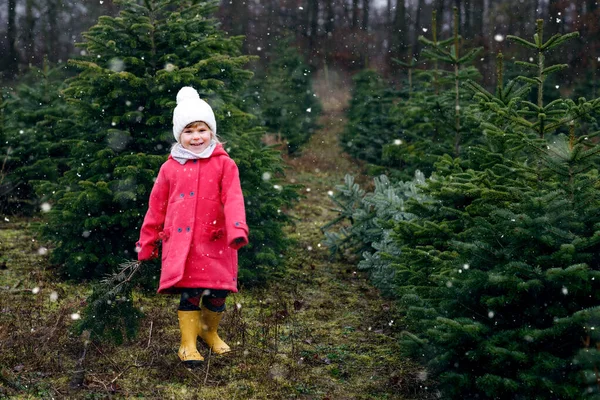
left=0, top=69, right=429, bottom=399
left=207, top=68, right=429, bottom=399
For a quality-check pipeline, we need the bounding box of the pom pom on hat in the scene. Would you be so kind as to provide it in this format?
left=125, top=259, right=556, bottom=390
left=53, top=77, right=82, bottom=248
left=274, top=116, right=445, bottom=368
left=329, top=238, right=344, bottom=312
left=172, top=86, right=217, bottom=142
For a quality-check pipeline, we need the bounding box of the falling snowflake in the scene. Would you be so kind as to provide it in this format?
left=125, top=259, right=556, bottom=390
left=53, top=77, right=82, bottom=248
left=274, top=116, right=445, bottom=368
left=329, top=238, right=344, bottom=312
left=109, top=58, right=125, bottom=72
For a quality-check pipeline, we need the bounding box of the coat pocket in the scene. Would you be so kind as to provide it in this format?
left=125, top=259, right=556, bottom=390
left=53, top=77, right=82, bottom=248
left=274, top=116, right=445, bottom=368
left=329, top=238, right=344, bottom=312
left=201, top=225, right=229, bottom=260
left=159, top=227, right=172, bottom=261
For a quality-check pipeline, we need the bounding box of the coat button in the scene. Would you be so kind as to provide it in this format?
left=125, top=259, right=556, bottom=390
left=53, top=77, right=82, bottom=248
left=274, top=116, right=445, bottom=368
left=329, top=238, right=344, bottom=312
left=186, top=227, right=191, bottom=232
left=190, top=192, right=194, bottom=196
left=235, top=222, right=240, bottom=226
left=177, top=227, right=182, bottom=233
left=180, top=193, right=184, bottom=198
left=193, top=160, right=198, bottom=163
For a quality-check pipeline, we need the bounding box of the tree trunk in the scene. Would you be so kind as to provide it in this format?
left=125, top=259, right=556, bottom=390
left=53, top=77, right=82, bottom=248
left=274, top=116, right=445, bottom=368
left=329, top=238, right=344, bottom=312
left=391, top=0, right=407, bottom=59
left=307, top=0, right=319, bottom=48
left=6, top=0, right=19, bottom=78
left=362, top=0, right=370, bottom=31
left=24, top=0, right=37, bottom=66
left=472, top=0, right=484, bottom=39
left=547, top=0, right=564, bottom=35
left=412, top=0, right=424, bottom=56
left=464, top=0, right=472, bottom=38
left=436, top=0, right=446, bottom=34
left=45, top=0, right=60, bottom=63
left=232, top=0, right=250, bottom=36
left=352, top=0, right=360, bottom=29
left=325, top=0, right=335, bottom=35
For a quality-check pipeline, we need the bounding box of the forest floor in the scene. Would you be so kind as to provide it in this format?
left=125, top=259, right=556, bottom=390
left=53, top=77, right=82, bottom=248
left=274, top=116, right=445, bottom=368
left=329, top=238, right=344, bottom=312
left=0, top=69, right=433, bottom=399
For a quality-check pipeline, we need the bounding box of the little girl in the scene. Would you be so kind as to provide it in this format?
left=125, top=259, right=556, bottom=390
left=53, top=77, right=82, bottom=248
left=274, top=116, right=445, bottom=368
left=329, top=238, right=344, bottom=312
left=136, top=86, right=248, bottom=367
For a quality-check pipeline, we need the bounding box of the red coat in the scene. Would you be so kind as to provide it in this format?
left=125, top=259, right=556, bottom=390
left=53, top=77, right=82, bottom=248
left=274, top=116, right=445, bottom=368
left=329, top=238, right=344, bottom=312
left=136, top=144, right=248, bottom=293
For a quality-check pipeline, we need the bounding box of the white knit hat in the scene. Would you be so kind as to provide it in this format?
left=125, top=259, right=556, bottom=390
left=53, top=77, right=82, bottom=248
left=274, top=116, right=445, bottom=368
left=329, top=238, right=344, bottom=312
left=172, top=86, right=217, bottom=142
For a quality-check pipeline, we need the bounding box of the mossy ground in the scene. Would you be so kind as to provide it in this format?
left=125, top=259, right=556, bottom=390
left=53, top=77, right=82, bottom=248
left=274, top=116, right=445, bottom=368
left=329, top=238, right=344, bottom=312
left=0, top=69, right=433, bottom=399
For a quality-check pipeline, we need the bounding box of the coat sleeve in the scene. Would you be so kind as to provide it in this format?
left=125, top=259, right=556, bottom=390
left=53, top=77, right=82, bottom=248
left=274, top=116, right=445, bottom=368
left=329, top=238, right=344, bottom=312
left=136, top=165, right=170, bottom=260
left=221, top=158, right=249, bottom=250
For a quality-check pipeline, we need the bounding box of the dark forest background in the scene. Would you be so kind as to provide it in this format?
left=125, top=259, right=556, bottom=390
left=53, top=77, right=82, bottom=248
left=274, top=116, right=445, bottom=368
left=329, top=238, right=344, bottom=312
left=2, top=0, right=599, bottom=89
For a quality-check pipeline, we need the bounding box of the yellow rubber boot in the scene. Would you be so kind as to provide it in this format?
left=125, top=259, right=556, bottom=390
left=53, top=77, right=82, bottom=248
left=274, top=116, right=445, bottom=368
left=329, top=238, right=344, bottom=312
left=199, top=308, right=231, bottom=354
left=177, top=310, right=204, bottom=367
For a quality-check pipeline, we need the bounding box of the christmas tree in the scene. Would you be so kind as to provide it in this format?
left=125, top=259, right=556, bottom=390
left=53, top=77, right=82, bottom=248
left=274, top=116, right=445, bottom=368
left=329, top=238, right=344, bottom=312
left=1, top=60, right=76, bottom=214
left=250, top=37, right=321, bottom=154
left=35, top=0, right=296, bottom=287
left=328, top=19, right=600, bottom=399
left=394, top=21, right=600, bottom=399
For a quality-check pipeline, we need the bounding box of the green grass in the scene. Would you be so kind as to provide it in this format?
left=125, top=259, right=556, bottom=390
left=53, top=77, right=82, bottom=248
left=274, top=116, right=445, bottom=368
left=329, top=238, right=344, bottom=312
left=0, top=75, right=434, bottom=399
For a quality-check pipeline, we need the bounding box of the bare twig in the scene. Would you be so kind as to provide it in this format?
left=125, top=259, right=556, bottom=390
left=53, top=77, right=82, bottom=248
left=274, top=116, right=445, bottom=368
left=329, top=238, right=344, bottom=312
left=204, top=349, right=212, bottom=385
left=183, top=365, right=203, bottom=384
left=69, top=331, right=90, bottom=390
left=88, top=375, right=109, bottom=392
left=110, top=362, right=143, bottom=384
left=90, top=340, right=121, bottom=370
left=146, top=321, right=153, bottom=349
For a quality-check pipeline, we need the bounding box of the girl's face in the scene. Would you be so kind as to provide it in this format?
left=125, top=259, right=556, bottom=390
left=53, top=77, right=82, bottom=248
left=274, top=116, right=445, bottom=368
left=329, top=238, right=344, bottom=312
left=180, top=121, right=213, bottom=154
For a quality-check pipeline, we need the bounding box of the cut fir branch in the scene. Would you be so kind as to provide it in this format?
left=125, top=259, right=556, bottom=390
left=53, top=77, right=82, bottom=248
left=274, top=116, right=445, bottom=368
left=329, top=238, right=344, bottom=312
left=75, top=260, right=149, bottom=343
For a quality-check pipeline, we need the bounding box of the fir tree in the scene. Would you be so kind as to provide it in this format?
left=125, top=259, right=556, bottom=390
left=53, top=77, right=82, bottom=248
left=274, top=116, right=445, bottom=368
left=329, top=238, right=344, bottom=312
left=250, top=37, right=321, bottom=154
left=340, top=69, right=398, bottom=167
left=382, top=7, right=482, bottom=179
left=394, top=22, right=600, bottom=399
left=341, top=8, right=483, bottom=180
left=35, top=0, right=296, bottom=288
left=1, top=60, right=75, bottom=214
left=323, top=172, right=427, bottom=296
left=329, top=19, right=600, bottom=399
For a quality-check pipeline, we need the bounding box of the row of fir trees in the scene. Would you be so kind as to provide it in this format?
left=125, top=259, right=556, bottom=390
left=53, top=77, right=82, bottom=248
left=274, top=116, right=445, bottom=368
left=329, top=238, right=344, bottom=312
left=327, top=11, right=600, bottom=400
left=0, top=0, right=320, bottom=342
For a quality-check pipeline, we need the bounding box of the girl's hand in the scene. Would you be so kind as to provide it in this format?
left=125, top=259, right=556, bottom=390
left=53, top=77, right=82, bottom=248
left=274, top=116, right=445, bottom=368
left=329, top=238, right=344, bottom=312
left=231, top=237, right=248, bottom=249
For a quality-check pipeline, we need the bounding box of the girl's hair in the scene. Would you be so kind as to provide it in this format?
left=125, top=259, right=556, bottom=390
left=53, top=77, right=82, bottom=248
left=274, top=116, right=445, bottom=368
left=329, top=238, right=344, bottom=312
left=184, top=121, right=222, bottom=144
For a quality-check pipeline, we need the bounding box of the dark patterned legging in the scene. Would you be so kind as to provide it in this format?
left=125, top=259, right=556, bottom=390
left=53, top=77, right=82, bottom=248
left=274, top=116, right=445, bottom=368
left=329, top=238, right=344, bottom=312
left=178, top=288, right=229, bottom=312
